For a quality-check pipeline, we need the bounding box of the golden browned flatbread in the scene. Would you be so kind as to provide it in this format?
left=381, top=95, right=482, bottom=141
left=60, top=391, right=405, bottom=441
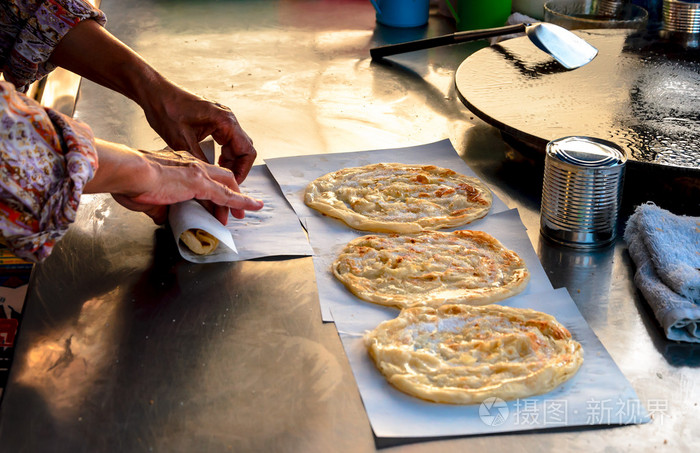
left=305, top=163, right=492, bottom=233
left=179, top=229, right=219, bottom=255
left=365, top=304, right=583, bottom=404
left=332, top=230, right=529, bottom=309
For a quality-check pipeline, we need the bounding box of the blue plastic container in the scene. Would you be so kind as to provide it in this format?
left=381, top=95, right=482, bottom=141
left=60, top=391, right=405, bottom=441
left=370, top=0, right=430, bottom=28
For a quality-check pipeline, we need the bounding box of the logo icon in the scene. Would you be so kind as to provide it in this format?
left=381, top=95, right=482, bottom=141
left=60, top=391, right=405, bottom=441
left=479, top=397, right=509, bottom=426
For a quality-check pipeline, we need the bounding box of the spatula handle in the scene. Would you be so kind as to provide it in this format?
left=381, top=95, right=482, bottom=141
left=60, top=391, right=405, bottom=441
left=370, top=23, right=527, bottom=60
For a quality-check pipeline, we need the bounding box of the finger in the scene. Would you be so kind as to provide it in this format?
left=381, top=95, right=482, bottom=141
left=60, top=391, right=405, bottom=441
left=197, top=199, right=230, bottom=225
left=144, top=206, right=168, bottom=225
left=227, top=147, right=257, bottom=184
left=185, top=133, right=207, bottom=163
left=200, top=164, right=258, bottom=210
left=204, top=163, right=241, bottom=192
left=187, top=164, right=263, bottom=210
left=219, top=134, right=255, bottom=181
left=214, top=205, right=229, bottom=225
left=201, top=183, right=264, bottom=212
left=230, top=207, right=246, bottom=219
left=183, top=161, right=263, bottom=217
left=203, top=164, right=263, bottom=210
left=152, top=207, right=169, bottom=225
left=215, top=124, right=256, bottom=183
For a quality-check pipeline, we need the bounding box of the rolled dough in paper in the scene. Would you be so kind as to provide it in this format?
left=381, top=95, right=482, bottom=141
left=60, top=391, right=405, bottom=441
left=180, top=229, right=220, bottom=255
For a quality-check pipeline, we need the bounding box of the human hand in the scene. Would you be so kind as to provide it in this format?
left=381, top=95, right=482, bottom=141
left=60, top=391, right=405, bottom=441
left=86, top=140, right=263, bottom=225
left=143, top=81, right=256, bottom=184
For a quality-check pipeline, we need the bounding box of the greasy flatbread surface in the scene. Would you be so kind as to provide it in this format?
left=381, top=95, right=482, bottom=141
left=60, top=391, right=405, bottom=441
left=180, top=229, right=219, bottom=255
left=365, top=304, right=584, bottom=404
left=333, top=230, right=530, bottom=309
left=305, top=163, right=492, bottom=233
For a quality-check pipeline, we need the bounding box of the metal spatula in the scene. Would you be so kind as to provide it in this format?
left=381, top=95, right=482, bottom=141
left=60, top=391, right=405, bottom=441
left=370, top=22, right=598, bottom=70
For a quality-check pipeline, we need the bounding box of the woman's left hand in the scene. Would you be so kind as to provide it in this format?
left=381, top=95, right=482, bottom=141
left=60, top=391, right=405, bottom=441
left=85, top=140, right=263, bottom=225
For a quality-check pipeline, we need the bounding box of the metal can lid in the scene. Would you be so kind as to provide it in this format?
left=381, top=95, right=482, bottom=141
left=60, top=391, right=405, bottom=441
left=546, top=136, right=627, bottom=168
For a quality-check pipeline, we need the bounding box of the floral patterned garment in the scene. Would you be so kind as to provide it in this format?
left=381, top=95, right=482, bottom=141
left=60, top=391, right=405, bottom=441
left=0, top=0, right=106, bottom=92
left=0, top=1, right=103, bottom=261
left=0, top=81, right=97, bottom=262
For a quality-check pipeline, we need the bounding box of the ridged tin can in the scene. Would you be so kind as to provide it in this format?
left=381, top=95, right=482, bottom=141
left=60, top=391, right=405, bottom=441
left=540, top=136, right=627, bottom=248
left=661, top=0, right=700, bottom=47
left=663, top=0, right=700, bottom=33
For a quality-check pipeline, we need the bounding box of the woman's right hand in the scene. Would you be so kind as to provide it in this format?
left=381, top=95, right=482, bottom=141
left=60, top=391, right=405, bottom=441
left=51, top=19, right=258, bottom=185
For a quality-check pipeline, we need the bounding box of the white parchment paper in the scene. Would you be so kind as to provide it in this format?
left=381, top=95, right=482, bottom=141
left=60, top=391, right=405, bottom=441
left=265, top=139, right=510, bottom=230
left=309, top=208, right=552, bottom=321
left=169, top=164, right=312, bottom=263
left=333, top=287, right=650, bottom=438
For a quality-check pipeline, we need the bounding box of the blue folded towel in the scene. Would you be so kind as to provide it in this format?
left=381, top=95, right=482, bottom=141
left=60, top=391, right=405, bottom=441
left=624, top=203, right=700, bottom=343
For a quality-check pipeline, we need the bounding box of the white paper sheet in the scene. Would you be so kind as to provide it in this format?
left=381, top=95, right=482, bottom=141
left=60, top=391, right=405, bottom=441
left=265, top=139, right=510, bottom=231
left=169, top=164, right=313, bottom=263
left=263, top=140, right=647, bottom=439
left=309, top=208, right=552, bottom=321
left=333, top=287, right=650, bottom=439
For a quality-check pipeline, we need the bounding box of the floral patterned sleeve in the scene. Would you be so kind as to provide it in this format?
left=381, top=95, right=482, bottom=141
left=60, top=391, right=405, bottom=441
left=0, top=81, right=97, bottom=262
left=0, top=0, right=106, bottom=92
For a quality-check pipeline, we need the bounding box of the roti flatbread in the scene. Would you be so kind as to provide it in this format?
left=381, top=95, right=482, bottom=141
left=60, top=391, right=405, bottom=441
left=364, top=304, right=583, bottom=404
left=305, top=163, right=492, bottom=233
left=332, top=230, right=530, bottom=309
left=180, top=229, right=219, bottom=255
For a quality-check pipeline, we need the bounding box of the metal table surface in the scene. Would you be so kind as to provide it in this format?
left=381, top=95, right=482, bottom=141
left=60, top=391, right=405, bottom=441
left=1, top=1, right=698, bottom=451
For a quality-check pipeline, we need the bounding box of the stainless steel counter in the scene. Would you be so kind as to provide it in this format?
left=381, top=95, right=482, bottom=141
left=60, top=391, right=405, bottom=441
left=1, top=1, right=698, bottom=452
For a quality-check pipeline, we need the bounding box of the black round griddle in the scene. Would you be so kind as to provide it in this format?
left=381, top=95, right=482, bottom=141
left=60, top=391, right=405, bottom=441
left=455, top=29, right=700, bottom=215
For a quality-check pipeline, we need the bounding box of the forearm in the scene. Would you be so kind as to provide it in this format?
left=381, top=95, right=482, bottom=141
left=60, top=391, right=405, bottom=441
left=84, top=139, right=155, bottom=196
left=49, top=19, right=167, bottom=111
